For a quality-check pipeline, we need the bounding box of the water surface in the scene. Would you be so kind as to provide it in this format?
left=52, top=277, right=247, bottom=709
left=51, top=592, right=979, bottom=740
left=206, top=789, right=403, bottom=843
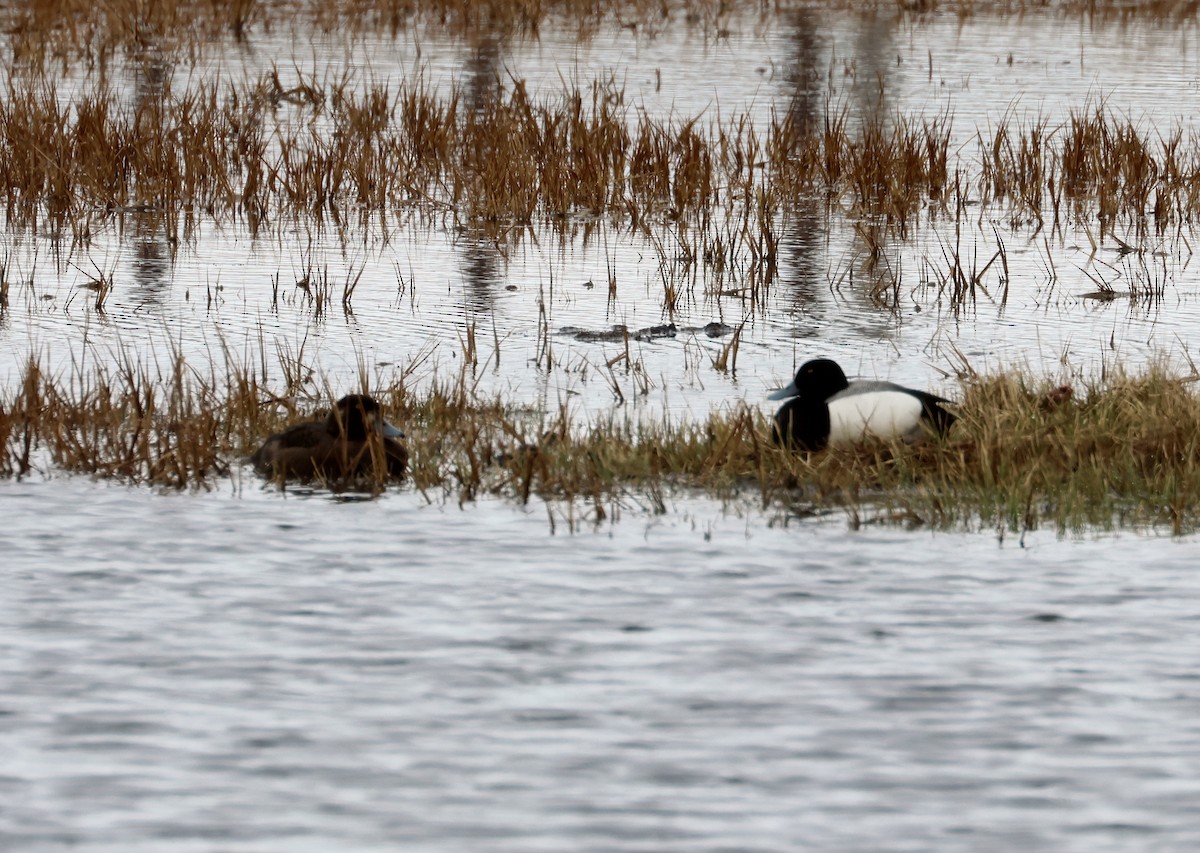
left=3, top=478, right=1199, bottom=850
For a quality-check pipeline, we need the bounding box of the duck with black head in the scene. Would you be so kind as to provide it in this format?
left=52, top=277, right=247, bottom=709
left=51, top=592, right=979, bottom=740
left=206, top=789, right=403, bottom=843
left=768, top=358, right=955, bottom=452
left=251, top=394, right=408, bottom=482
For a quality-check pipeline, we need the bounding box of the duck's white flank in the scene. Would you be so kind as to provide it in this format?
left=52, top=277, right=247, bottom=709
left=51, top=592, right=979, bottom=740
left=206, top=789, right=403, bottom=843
left=826, top=390, right=926, bottom=445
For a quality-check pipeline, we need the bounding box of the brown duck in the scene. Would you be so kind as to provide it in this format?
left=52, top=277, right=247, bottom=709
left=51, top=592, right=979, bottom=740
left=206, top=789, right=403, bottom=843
left=251, top=394, right=408, bottom=482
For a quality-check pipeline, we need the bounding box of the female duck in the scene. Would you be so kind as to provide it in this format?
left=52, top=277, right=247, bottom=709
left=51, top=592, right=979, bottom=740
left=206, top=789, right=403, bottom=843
left=768, top=358, right=955, bottom=451
left=251, top=394, right=408, bottom=482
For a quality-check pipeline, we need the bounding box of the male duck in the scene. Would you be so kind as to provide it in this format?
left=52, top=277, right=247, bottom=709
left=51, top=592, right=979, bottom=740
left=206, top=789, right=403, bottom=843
left=768, top=358, right=955, bottom=451
left=251, top=394, right=408, bottom=482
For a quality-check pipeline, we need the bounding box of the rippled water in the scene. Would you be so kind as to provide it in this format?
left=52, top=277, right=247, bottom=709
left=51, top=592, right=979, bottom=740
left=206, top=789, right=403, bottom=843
left=4, top=477, right=1200, bottom=850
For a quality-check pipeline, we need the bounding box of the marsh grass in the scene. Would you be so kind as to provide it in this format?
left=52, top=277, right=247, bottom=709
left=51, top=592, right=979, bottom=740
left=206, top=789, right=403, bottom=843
left=4, top=349, right=1200, bottom=533
left=0, top=53, right=1191, bottom=288
left=1, top=60, right=1193, bottom=324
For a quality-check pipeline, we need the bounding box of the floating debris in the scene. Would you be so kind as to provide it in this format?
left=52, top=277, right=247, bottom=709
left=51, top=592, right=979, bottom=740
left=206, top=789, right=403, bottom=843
left=561, top=323, right=678, bottom=343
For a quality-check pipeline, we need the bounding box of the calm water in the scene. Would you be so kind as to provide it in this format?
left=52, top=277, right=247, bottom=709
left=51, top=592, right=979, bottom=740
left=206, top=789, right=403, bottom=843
left=6, top=6, right=1200, bottom=850
left=3, top=477, right=1200, bottom=850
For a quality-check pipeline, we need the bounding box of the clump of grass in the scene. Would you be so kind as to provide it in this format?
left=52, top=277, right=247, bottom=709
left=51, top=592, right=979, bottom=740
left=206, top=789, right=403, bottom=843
left=3, top=348, right=1200, bottom=533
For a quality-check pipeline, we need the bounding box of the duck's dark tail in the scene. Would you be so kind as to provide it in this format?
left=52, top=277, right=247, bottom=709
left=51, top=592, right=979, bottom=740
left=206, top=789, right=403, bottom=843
left=917, top=392, right=957, bottom=437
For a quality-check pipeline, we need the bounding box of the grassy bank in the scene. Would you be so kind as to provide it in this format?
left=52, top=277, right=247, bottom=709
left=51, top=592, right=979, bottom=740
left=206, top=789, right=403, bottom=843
left=3, top=352, right=1199, bottom=533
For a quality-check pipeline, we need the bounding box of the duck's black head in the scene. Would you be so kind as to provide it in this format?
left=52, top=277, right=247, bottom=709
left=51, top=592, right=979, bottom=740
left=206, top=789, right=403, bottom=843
left=768, top=358, right=850, bottom=403
left=795, top=359, right=850, bottom=400
left=327, top=394, right=389, bottom=441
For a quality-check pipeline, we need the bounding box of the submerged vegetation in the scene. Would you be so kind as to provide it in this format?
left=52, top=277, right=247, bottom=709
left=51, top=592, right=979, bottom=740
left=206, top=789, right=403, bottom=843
left=3, top=350, right=1200, bottom=535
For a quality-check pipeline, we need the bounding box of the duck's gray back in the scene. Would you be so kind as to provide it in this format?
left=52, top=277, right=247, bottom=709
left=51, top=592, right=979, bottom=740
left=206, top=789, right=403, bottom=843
left=829, top=379, right=911, bottom=401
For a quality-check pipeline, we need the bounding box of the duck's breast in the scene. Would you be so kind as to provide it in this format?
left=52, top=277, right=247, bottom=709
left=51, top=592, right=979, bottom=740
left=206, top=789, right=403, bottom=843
left=826, top=390, right=926, bottom=444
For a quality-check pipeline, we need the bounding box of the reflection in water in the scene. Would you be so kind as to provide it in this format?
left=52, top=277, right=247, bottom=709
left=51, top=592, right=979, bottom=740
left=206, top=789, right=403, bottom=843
left=128, top=51, right=175, bottom=307
left=133, top=47, right=170, bottom=106
left=783, top=9, right=825, bottom=138
left=843, top=7, right=899, bottom=317
left=455, top=33, right=508, bottom=315
left=849, top=11, right=895, bottom=132
left=459, top=232, right=504, bottom=315
left=463, top=30, right=504, bottom=114
left=778, top=10, right=904, bottom=351
left=777, top=9, right=829, bottom=340
left=129, top=215, right=172, bottom=306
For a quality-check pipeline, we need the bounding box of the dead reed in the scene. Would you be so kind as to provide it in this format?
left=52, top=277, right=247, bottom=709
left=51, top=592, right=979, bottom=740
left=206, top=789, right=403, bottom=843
left=3, top=58, right=1195, bottom=309
left=3, top=348, right=1200, bottom=533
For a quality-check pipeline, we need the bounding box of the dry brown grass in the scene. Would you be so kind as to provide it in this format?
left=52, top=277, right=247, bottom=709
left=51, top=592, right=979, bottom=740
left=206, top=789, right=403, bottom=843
left=4, top=347, right=1200, bottom=532
left=3, top=53, right=1193, bottom=250
left=4, top=58, right=1194, bottom=312
left=0, top=0, right=1194, bottom=260
left=982, top=106, right=1200, bottom=241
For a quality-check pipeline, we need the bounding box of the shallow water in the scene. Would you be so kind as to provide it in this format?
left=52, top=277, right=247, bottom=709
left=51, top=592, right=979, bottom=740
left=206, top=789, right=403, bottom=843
left=6, top=6, right=1200, bottom=849
left=4, top=476, right=1200, bottom=851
